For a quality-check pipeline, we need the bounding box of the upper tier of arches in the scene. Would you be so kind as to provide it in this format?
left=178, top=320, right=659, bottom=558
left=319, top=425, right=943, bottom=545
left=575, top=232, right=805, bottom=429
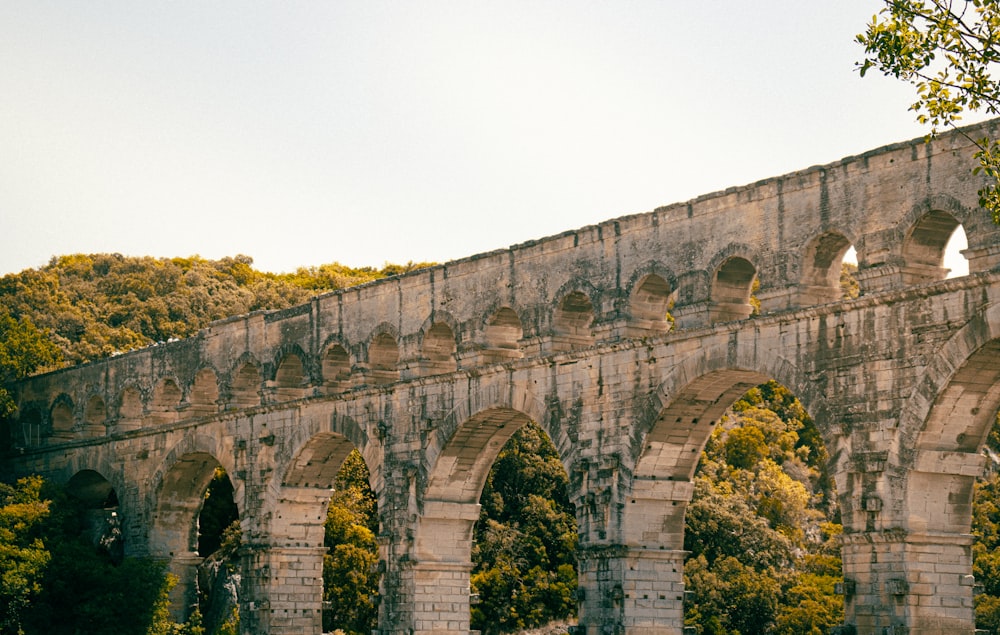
left=9, top=120, right=1000, bottom=443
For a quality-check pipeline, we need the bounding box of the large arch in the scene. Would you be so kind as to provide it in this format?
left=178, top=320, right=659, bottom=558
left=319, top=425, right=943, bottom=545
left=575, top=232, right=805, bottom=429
left=409, top=407, right=540, bottom=634
left=65, top=469, right=122, bottom=559
left=248, top=411, right=376, bottom=635
left=798, top=230, right=855, bottom=306
left=149, top=432, right=238, bottom=622
left=603, top=337, right=837, bottom=634
left=890, top=303, right=1000, bottom=632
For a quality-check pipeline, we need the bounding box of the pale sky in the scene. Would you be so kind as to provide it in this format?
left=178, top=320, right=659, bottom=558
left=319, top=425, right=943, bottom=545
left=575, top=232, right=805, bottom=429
left=0, top=1, right=982, bottom=276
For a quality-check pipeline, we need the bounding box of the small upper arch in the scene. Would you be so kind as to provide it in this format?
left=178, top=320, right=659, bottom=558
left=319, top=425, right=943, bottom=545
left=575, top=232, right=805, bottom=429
left=226, top=354, right=263, bottom=409
left=50, top=393, right=75, bottom=437
left=270, top=344, right=312, bottom=401
left=116, top=383, right=145, bottom=430
left=367, top=323, right=400, bottom=384
left=707, top=246, right=759, bottom=323
left=187, top=366, right=220, bottom=417
left=798, top=230, right=855, bottom=306
left=481, top=305, right=524, bottom=356
left=149, top=376, right=183, bottom=425
left=551, top=282, right=601, bottom=349
left=320, top=335, right=353, bottom=394
left=83, top=393, right=107, bottom=435
left=418, top=313, right=459, bottom=375
left=625, top=263, right=678, bottom=328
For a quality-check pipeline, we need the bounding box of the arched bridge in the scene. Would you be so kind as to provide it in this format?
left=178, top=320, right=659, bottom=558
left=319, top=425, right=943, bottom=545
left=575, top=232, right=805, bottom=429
left=6, top=121, right=1000, bottom=635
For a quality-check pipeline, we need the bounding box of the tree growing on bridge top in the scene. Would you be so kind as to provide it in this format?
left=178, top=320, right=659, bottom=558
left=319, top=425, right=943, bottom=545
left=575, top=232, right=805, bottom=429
left=857, top=0, right=1000, bottom=220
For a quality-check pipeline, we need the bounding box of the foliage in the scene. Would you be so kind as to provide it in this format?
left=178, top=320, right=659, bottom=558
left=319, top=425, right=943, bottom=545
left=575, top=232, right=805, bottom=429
left=974, top=458, right=1000, bottom=632
left=841, top=262, right=860, bottom=300
left=471, top=422, right=577, bottom=634
left=0, top=254, right=428, bottom=367
left=857, top=0, right=1000, bottom=219
left=197, top=469, right=239, bottom=557
left=323, top=450, right=380, bottom=635
left=683, top=382, right=843, bottom=635
left=0, top=476, right=51, bottom=635
left=22, top=483, right=179, bottom=635
left=0, top=308, right=61, bottom=419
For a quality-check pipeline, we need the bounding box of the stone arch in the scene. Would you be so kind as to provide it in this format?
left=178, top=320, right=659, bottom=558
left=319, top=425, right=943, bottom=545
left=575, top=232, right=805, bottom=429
left=14, top=405, right=43, bottom=448
left=413, top=402, right=564, bottom=635
left=900, top=208, right=963, bottom=283
left=320, top=337, right=353, bottom=394
left=481, top=305, right=524, bottom=363
left=117, top=384, right=144, bottom=431
left=422, top=377, right=554, bottom=475
left=149, top=434, right=237, bottom=621
left=257, top=412, right=376, bottom=635
left=896, top=303, right=1000, bottom=540
left=149, top=377, right=182, bottom=425
left=898, top=302, right=1000, bottom=455
left=83, top=394, right=107, bottom=436
left=227, top=355, right=262, bottom=409
left=66, top=469, right=122, bottom=557
left=50, top=393, right=75, bottom=439
left=707, top=246, right=759, bottom=323
left=419, top=317, right=458, bottom=375
left=887, top=306, right=1000, bottom=635
left=186, top=366, right=219, bottom=417
left=552, top=284, right=599, bottom=350
left=367, top=324, right=400, bottom=385
left=626, top=264, right=677, bottom=332
left=798, top=229, right=855, bottom=306
left=272, top=345, right=310, bottom=401
left=617, top=349, right=831, bottom=632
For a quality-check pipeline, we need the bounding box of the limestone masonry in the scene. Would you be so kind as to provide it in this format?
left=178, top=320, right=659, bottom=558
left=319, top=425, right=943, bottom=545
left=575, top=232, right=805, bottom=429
left=7, top=121, right=1000, bottom=634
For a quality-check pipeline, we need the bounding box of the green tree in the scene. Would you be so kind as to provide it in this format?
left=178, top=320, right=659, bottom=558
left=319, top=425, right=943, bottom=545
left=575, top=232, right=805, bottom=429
left=857, top=0, right=1000, bottom=218
left=0, top=476, right=51, bottom=635
left=21, top=482, right=180, bottom=635
left=684, top=382, right=843, bottom=635
left=322, top=451, right=379, bottom=635
left=471, top=422, right=577, bottom=634
left=0, top=307, right=61, bottom=419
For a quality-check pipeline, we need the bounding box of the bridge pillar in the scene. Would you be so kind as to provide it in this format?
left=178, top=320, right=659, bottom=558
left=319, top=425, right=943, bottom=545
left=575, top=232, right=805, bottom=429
left=576, top=545, right=686, bottom=635
left=239, top=545, right=326, bottom=635
left=165, top=552, right=203, bottom=621
left=841, top=530, right=975, bottom=635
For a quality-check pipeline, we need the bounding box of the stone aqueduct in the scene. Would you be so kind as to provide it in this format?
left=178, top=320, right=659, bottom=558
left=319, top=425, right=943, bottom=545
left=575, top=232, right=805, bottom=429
left=6, top=121, right=1000, bottom=634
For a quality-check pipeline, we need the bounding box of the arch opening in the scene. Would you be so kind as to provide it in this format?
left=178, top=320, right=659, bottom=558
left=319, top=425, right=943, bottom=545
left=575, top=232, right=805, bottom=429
left=274, top=352, right=309, bottom=401
left=50, top=400, right=74, bottom=439
left=553, top=291, right=595, bottom=350
left=322, top=344, right=352, bottom=393
left=150, top=379, right=181, bottom=425
left=415, top=408, right=577, bottom=633
left=368, top=333, right=399, bottom=384
left=275, top=434, right=380, bottom=634
left=66, top=470, right=122, bottom=561
left=902, top=210, right=966, bottom=284
left=83, top=395, right=107, bottom=435
left=799, top=232, right=856, bottom=305
left=632, top=373, right=843, bottom=633
left=117, top=386, right=143, bottom=431
left=189, top=368, right=219, bottom=417
left=629, top=273, right=675, bottom=331
left=229, top=361, right=261, bottom=409
left=710, top=257, right=757, bottom=323
left=470, top=420, right=578, bottom=634
left=422, top=322, right=458, bottom=375
left=482, top=307, right=524, bottom=363
left=152, top=451, right=232, bottom=623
